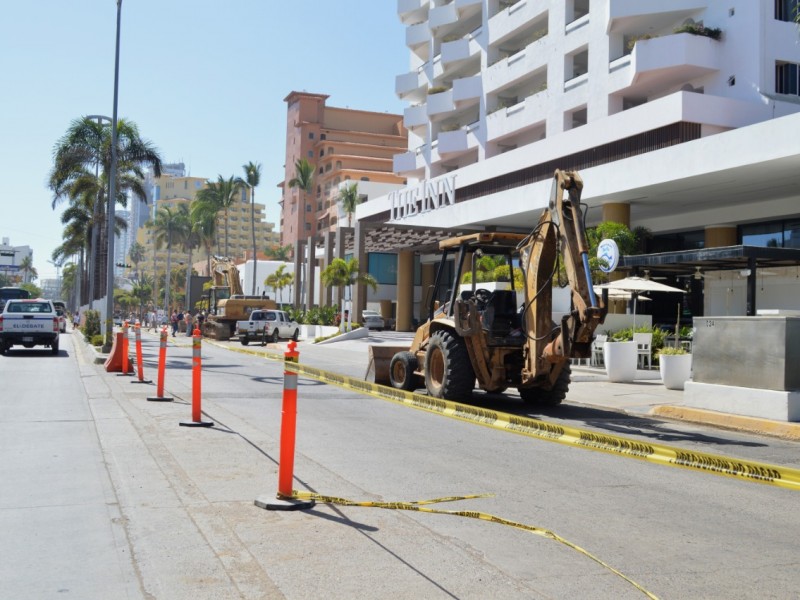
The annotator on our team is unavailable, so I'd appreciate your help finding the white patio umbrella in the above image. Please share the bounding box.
[598,276,683,328]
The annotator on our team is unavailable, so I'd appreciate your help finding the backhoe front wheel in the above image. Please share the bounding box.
[424,330,475,400]
[389,351,418,391]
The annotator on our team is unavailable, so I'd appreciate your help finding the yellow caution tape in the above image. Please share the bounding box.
[289,490,658,599]
[216,341,800,491]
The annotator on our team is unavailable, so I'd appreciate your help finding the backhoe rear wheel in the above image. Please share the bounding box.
[424,330,475,400]
[518,362,571,406]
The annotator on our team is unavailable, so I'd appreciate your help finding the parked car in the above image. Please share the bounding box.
[361,310,385,331]
[0,298,60,355]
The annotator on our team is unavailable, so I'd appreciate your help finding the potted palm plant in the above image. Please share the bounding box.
[658,306,692,390]
[603,330,637,383]
[658,346,692,390]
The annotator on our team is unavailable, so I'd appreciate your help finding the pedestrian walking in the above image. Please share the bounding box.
[186,312,194,337]
[170,310,178,337]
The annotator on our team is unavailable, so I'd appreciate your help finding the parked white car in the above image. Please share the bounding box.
[361,310,385,331]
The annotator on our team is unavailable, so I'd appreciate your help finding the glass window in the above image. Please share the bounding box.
[783,221,800,248]
[776,61,800,96]
[741,222,783,248]
[368,253,398,285]
[776,0,800,22]
[307,150,313,158]
[308,132,314,139]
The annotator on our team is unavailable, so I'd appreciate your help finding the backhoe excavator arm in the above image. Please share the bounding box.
[518,170,606,384]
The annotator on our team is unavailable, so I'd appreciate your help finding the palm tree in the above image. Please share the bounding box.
[239,161,262,295]
[321,257,377,331]
[288,157,315,233]
[265,243,293,261]
[128,241,145,281]
[195,175,243,257]
[48,116,162,299]
[148,204,190,316]
[19,256,37,284]
[264,264,294,305]
[61,262,79,309]
[190,198,219,278]
[338,182,361,228]
[130,275,152,322]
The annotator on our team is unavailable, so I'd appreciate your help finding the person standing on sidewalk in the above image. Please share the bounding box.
[186,312,194,337]
[170,310,178,337]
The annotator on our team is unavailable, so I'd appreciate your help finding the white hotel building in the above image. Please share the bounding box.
[350,0,800,330]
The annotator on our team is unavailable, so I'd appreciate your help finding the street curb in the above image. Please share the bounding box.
[653,405,800,441]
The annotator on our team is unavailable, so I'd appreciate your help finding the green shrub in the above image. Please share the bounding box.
[90,334,105,347]
[83,310,101,341]
[659,346,688,356]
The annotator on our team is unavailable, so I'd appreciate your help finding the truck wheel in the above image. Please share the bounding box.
[292,329,299,342]
[271,330,280,344]
[389,351,418,391]
[240,336,249,346]
[51,338,60,355]
[424,330,475,399]
[518,362,571,406]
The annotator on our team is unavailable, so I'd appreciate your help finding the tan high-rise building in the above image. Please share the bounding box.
[135,173,279,283]
[280,92,407,248]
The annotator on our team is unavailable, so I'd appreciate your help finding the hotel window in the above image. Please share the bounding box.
[320,133,327,140]
[308,132,315,139]
[308,150,313,158]
[776,61,800,96]
[775,0,799,21]
[368,253,398,285]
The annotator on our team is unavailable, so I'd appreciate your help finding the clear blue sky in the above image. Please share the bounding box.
[0,0,408,282]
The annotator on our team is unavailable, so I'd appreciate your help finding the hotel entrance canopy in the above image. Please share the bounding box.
[620,245,800,315]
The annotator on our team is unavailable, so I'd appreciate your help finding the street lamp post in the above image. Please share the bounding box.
[243,182,258,295]
[104,0,123,352]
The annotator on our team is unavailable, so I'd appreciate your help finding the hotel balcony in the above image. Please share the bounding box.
[427,88,455,119]
[607,0,708,32]
[488,0,548,46]
[452,75,482,108]
[394,146,428,174]
[485,91,547,142]
[398,0,429,20]
[406,21,429,49]
[404,103,429,128]
[456,0,483,9]
[396,67,429,102]
[484,38,548,94]
[608,33,720,95]
[440,32,481,67]
[430,2,457,30]
[434,122,481,159]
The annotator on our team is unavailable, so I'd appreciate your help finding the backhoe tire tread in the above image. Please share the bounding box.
[519,362,571,406]
[424,330,475,400]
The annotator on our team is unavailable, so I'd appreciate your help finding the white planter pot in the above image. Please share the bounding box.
[659,353,692,390]
[603,341,637,382]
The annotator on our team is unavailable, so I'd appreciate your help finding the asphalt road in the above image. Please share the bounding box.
[1,329,799,599]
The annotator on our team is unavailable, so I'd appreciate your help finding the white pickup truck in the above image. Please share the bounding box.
[236,309,300,345]
[0,298,60,355]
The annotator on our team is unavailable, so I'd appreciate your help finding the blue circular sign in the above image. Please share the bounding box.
[597,239,619,273]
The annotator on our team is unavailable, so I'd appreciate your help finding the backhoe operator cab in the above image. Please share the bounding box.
[389,170,606,405]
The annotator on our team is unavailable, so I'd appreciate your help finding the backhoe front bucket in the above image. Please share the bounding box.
[366,345,411,385]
